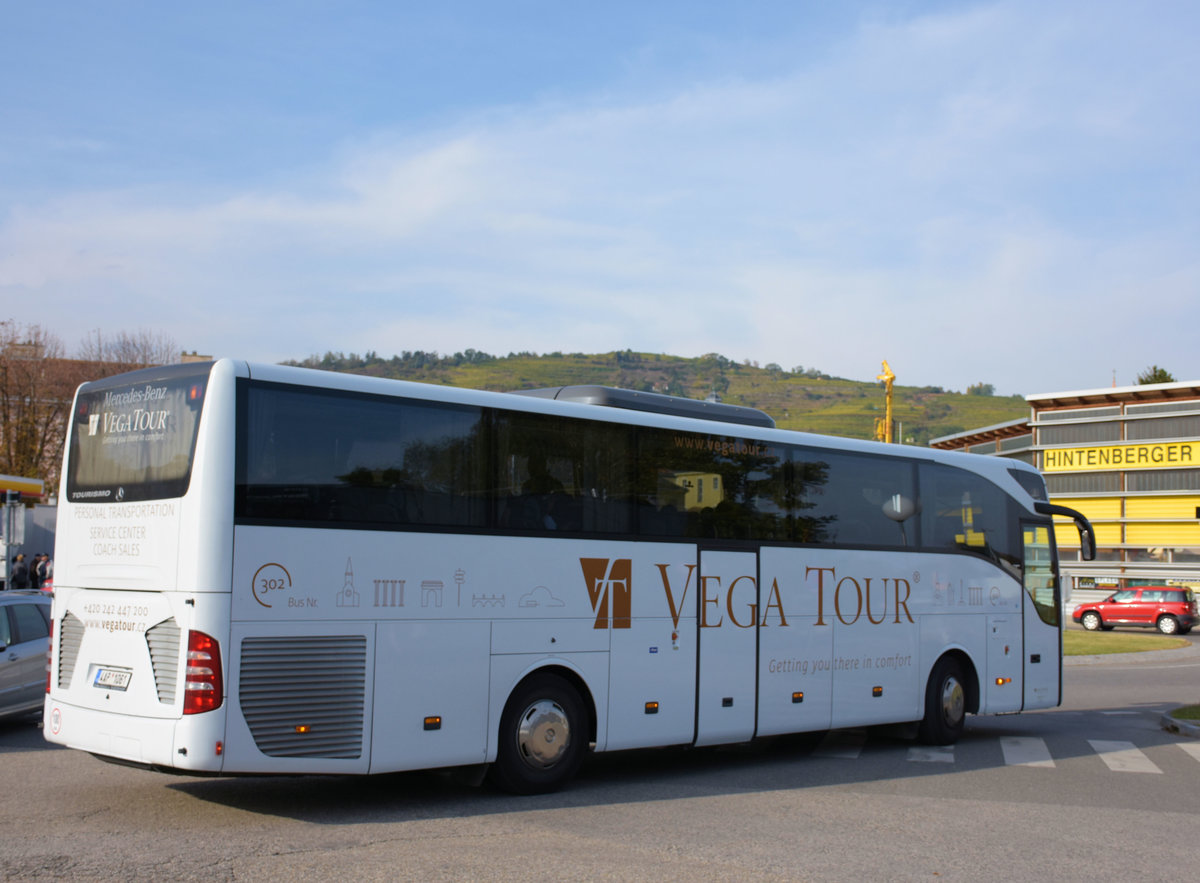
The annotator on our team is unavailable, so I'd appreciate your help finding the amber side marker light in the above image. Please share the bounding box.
[295,725,312,735]
[995,677,1012,686]
[872,686,884,698]
[792,692,804,704]
[424,716,442,731]
[644,702,659,715]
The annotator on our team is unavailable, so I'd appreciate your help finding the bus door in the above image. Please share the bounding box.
[694,549,758,746]
[1021,524,1060,709]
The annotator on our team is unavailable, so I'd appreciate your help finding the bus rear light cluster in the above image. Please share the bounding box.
[183,630,223,714]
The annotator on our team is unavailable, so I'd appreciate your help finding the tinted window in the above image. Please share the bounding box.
[636,428,789,539]
[493,411,633,534]
[10,603,49,643]
[238,384,486,528]
[801,450,917,548]
[921,463,1017,573]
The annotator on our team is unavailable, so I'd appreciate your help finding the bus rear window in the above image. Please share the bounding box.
[66,364,211,503]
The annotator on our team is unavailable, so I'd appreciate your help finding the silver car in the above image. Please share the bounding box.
[0,591,51,721]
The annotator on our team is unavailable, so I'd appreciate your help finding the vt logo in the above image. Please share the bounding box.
[580,558,631,629]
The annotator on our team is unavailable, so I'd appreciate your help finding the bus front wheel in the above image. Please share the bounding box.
[918,656,966,745]
[489,673,586,794]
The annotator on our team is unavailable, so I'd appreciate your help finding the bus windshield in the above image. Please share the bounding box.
[66,363,212,504]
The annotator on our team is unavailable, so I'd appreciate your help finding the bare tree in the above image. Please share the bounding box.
[77,328,178,367]
[0,321,176,494]
[0,321,73,490]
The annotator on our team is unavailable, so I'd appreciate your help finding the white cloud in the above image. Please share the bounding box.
[2,1,1197,394]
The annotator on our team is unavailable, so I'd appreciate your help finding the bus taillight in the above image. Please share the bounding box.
[183,630,224,714]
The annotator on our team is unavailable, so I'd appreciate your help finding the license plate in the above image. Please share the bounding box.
[94,667,132,691]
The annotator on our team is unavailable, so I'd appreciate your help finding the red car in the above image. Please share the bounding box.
[1072,586,1198,635]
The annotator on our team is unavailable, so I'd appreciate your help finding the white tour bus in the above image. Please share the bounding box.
[44,360,1094,793]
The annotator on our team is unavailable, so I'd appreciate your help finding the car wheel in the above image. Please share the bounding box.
[1080,611,1102,631]
[489,673,586,794]
[917,656,966,745]
[1156,615,1180,635]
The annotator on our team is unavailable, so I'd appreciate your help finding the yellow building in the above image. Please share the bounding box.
[658,471,724,511]
[930,380,1200,591]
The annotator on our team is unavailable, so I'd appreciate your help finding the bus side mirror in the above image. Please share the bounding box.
[1079,525,1096,561]
[882,494,916,522]
[1034,502,1096,562]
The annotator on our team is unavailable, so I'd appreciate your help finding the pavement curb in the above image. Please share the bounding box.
[1063,639,1200,667]
[1161,711,1200,739]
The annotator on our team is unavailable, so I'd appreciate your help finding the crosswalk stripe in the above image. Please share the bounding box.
[908,745,954,763]
[1088,740,1163,774]
[1001,736,1055,767]
[1179,743,1200,764]
[804,734,1197,771]
[813,729,865,759]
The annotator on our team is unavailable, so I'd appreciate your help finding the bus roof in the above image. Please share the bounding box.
[511,385,776,428]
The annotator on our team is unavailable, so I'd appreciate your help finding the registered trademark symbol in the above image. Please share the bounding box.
[912,571,921,583]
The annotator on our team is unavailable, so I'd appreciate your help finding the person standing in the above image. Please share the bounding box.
[33,553,49,589]
[10,554,30,589]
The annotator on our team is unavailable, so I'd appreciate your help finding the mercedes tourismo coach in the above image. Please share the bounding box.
[44,360,1094,793]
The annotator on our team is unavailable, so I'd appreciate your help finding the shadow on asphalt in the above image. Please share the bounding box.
[149,705,1192,824]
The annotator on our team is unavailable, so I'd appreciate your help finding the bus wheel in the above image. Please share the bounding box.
[918,656,966,745]
[489,673,586,794]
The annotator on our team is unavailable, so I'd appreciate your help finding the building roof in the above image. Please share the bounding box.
[1026,379,1200,410]
[929,417,1030,449]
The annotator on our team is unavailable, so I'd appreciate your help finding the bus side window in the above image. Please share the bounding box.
[919,462,1017,574]
[799,450,916,548]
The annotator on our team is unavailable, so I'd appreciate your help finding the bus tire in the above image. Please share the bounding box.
[918,656,966,745]
[489,673,586,794]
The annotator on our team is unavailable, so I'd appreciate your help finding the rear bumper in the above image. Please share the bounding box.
[44,696,226,773]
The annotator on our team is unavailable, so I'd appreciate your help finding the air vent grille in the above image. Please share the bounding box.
[57,612,84,690]
[239,635,367,758]
[145,618,182,704]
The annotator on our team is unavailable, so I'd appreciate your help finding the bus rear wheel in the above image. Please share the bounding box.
[489,673,586,794]
[918,656,966,745]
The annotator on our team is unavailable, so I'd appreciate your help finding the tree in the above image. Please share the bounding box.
[0,321,177,495]
[966,382,995,396]
[77,328,177,367]
[1136,365,1176,385]
[0,321,72,491]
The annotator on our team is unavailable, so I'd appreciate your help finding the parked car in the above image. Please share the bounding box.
[1072,586,1198,635]
[0,591,51,721]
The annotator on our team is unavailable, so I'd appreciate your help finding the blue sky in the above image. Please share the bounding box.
[2,0,1197,396]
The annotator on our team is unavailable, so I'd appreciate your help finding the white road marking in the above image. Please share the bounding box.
[813,729,865,759]
[1178,742,1200,764]
[1088,740,1163,773]
[1000,736,1055,768]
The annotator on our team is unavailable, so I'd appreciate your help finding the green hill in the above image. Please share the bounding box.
[283,349,1026,446]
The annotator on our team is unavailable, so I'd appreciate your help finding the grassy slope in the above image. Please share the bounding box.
[297,351,1028,445]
